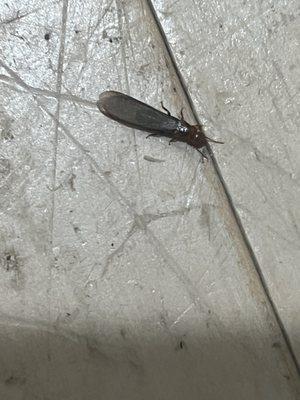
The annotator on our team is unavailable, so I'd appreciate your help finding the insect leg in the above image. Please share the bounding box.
[169,138,177,145]
[180,107,185,120]
[161,101,171,116]
[196,148,208,160]
[146,133,163,139]
[205,135,224,144]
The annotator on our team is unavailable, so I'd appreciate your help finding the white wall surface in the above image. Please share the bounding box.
[0,1,299,399]
[151,0,300,362]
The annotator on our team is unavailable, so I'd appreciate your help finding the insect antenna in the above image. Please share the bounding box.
[205,136,224,144]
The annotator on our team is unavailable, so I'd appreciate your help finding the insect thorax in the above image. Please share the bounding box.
[177,121,189,135]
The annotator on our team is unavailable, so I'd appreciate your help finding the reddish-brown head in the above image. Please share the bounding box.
[187,125,224,150]
[186,125,208,150]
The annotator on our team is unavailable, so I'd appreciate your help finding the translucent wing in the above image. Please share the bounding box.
[97,91,180,135]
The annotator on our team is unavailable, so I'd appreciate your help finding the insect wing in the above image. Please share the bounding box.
[97,91,180,135]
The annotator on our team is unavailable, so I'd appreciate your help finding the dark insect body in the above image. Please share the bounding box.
[97,91,223,157]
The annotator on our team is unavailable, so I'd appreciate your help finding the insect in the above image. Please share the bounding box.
[97,91,223,158]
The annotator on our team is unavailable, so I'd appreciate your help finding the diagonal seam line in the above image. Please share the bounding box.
[0,18,241,347]
[145,0,300,376]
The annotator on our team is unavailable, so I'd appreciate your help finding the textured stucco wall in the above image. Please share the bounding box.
[0,1,299,399]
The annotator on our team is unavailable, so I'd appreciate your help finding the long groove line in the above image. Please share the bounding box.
[50,0,69,240]
[47,0,69,338]
[45,0,69,387]
[146,0,300,376]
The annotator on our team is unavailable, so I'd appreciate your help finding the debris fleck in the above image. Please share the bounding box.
[143,155,165,163]
[69,173,76,191]
[175,339,187,351]
[73,226,80,234]
[272,341,281,349]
